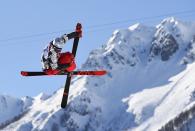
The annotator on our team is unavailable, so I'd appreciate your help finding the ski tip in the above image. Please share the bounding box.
[21,71,28,76]
[76,23,82,29]
[97,70,107,76]
[61,104,67,109]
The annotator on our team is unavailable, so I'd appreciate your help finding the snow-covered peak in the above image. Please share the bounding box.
[158,17,179,27]
[128,23,153,33]
[82,23,155,70]
[128,23,141,31]
[21,96,34,110]
[83,17,195,72]
[34,92,50,101]
[0,94,27,128]
[157,17,195,43]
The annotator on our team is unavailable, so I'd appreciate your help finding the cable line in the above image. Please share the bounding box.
[0,9,195,44]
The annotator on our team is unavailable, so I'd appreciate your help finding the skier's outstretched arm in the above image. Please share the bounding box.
[52,32,81,49]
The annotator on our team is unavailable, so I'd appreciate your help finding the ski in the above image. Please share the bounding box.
[61,73,72,108]
[71,70,106,76]
[61,23,82,108]
[21,70,107,76]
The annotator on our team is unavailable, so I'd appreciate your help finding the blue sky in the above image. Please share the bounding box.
[0,0,194,98]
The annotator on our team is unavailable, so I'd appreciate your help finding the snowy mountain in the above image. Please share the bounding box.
[0,95,33,129]
[1,17,195,131]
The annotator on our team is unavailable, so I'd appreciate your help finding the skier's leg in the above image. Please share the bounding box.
[57,52,76,71]
[57,63,71,70]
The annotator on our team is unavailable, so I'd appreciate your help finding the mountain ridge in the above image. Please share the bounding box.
[1,17,195,131]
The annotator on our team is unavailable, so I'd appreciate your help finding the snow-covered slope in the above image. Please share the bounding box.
[159,103,195,131]
[0,95,33,129]
[123,62,195,131]
[1,17,195,131]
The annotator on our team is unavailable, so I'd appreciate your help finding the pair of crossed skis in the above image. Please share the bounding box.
[21,23,106,108]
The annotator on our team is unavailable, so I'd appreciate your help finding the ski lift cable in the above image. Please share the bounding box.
[85,12,195,33]
[0,9,195,44]
[85,9,195,29]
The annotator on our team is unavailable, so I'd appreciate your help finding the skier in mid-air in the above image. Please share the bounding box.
[41,29,82,75]
[21,23,107,108]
